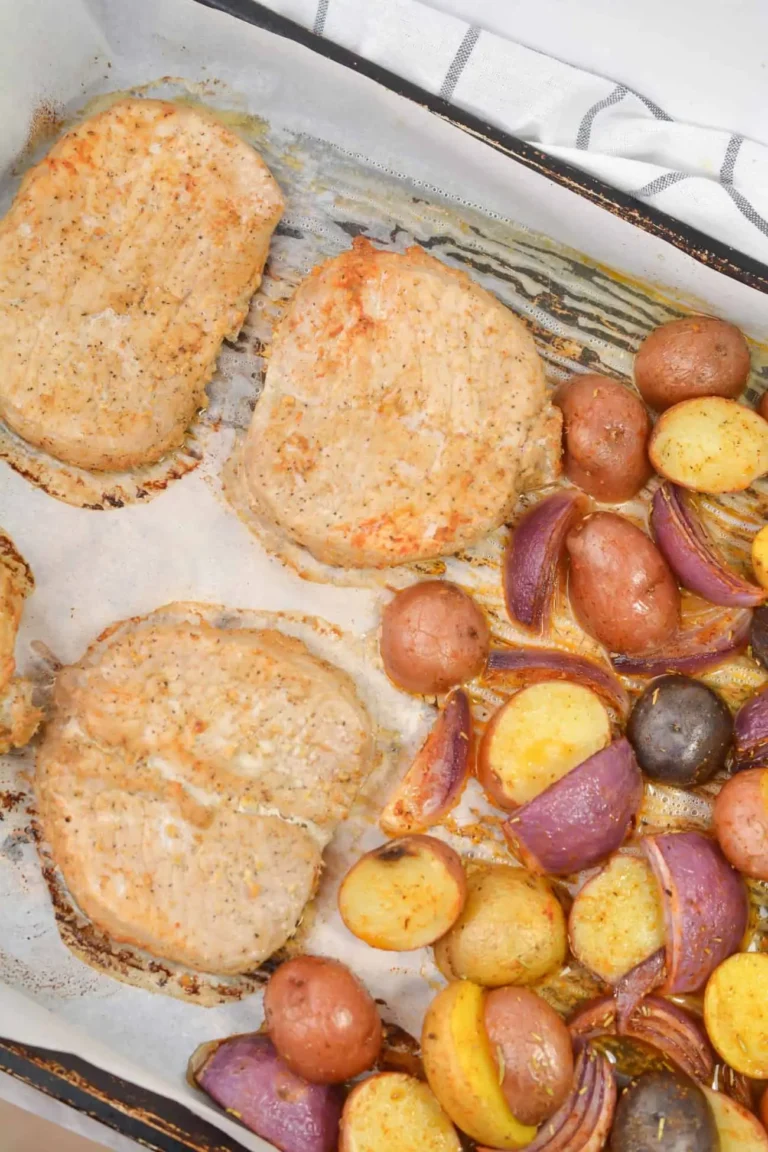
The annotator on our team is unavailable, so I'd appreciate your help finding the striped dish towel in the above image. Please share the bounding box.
[257,0,768,266]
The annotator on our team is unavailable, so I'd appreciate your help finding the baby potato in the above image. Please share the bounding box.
[338,835,466,951]
[635,316,751,411]
[649,396,768,493]
[627,674,732,788]
[704,953,768,1078]
[760,392,768,422]
[752,525,768,590]
[713,768,768,880]
[566,512,680,654]
[483,987,573,1126]
[554,374,652,502]
[340,1073,462,1152]
[611,1070,720,1152]
[380,581,489,695]
[264,956,382,1084]
[434,861,566,987]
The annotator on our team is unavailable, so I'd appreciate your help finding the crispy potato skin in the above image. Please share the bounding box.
[264,956,382,1084]
[380,581,489,695]
[566,512,680,654]
[554,374,652,502]
[635,316,750,412]
[713,768,768,880]
[483,987,573,1126]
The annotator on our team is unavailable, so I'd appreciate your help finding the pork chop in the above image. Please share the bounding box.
[244,238,560,569]
[35,608,373,974]
[0,99,284,471]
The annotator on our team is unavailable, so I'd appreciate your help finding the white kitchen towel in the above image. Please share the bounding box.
[252,0,768,268]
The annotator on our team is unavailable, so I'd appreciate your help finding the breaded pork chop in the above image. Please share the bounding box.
[0,99,283,471]
[244,238,560,569]
[35,609,373,974]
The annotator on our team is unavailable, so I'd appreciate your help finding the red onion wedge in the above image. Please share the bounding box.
[477,1046,616,1152]
[379,689,471,835]
[190,1033,343,1152]
[486,646,629,719]
[569,995,715,1085]
[504,491,586,631]
[733,684,768,771]
[651,482,766,607]
[503,738,643,876]
[642,831,748,995]
[611,607,752,676]
[615,948,666,1030]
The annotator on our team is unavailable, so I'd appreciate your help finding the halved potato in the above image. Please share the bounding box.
[422,981,536,1149]
[649,396,768,493]
[434,861,566,987]
[704,953,768,1077]
[753,525,768,590]
[478,681,611,809]
[703,1086,768,1152]
[338,835,466,951]
[340,1072,461,1152]
[569,854,665,984]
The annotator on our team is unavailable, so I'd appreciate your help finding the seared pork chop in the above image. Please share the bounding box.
[35,608,373,974]
[244,238,560,569]
[0,99,283,471]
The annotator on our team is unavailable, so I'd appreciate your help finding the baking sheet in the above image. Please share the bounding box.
[2,0,768,1148]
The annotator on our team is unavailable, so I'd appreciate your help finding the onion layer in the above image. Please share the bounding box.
[504,491,586,631]
[611,607,752,676]
[485,646,629,718]
[615,948,666,1030]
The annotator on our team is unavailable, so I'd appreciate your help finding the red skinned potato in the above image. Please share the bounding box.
[649,396,768,493]
[504,489,586,631]
[566,512,680,655]
[191,1032,343,1152]
[642,831,748,995]
[340,1073,462,1152]
[554,374,652,502]
[733,683,768,771]
[264,956,382,1084]
[380,581,489,695]
[503,737,643,876]
[635,316,751,411]
[380,689,471,835]
[713,768,768,880]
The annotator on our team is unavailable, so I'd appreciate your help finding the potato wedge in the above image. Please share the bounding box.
[704,953,768,1077]
[753,525,768,590]
[649,396,768,493]
[478,681,610,809]
[569,854,665,984]
[703,1086,768,1152]
[422,981,536,1149]
[338,835,466,951]
[434,861,566,987]
[340,1072,461,1152]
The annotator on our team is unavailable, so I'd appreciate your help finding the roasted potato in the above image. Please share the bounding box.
[264,956,382,1084]
[554,374,652,502]
[714,768,768,880]
[704,1086,768,1152]
[434,861,566,987]
[704,953,768,1077]
[339,836,466,951]
[635,316,750,411]
[752,525,768,590]
[567,512,680,654]
[760,392,768,422]
[569,854,665,984]
[340,1072,461,1152]
[483,986,573,1125]
[649,396,768,493]
[477,680,610,809]
[627,674,732,787]
[380,581,489,695]
[610,1069,719,1151]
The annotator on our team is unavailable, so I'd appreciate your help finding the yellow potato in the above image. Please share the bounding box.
[569,854,665,984]
[422,981,536,1149]
[434,862,566,987]
[340,1072,462,1152]
[649,396,768,493]
[704,953,768,1077]
[752,525,768,590]
[478,681,611,809]
[703,1087,768,1152]
[339,836,466,951]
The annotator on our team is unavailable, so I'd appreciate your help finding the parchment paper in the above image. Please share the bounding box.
[1,1,768,1149]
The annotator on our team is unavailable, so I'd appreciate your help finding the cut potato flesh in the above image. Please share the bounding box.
[704,953,768,1077]
[338,835,466,951]
[340,1073,461,1152]
[753,525,768,590]
[703,1087,768,1151]
[422,981,536,1149]
[649,397,768,493]
[569,854,665,984]
[479,681,610,807]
